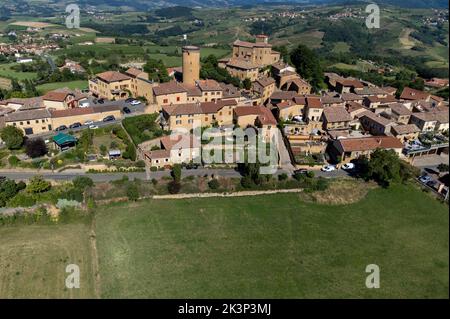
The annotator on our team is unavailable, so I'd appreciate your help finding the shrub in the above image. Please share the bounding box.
[171,164,182,183]
[168,181,181,194]
[25,138,48,158]
[136,160,146,168]
[8,155,20,167]
[8,192,36,207]
[208,178,220,190]
[27,175,51,193]
[306,171,315,178]
[278,173,288,181]
[151,178,158,185]
[60,188,84,202]
[150,166,158,172]
[72,176,94,190]
[1,126,24,149]
[126,183,139,201]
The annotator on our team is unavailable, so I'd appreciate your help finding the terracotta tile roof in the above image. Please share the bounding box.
[392,124,420,135]
[226,58,259,70]
[124,67,144,78]
[293,96,307,105]
[233,39,272,48]
[341,93,363,101]
[321,95,343,105]
[354,86,389,96]
[400,87,430,101]
[306,96,323,108]
[234,106,277,126]
[323,107,352,123]
[153,81,187,96]
[276,100,295,110]
[270,91,299,101]
[162,103,203,116]
[337,136,403,152]
[182,84,202,97]
[145,149,171,159]
[96,71,131,83]
[365,95,398,104]
[411,111,449,124]
[390,103,412,116]
[3,97,44,110]
[219,82,241,99]
[200,99,237,114]
[160,134,197,151]
[359,110,394,126]
[196,79,222,91]
[346,101,365,113]
[381,86,397,95]
[5,109,51,122]
[42,90,73,102]
[336,78,364,88]
[50,107,93,118]
[255,76,276,88]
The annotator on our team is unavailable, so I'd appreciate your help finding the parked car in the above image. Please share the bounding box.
[84,120,94,126]
[419,175,432,184]
[97,98,105,104]
[122,106,131,114]
[79,101,90,108]
[321,165,336,172]
[130,100,141,106]
[294,169,308,175]
[341,163,355,170]
[426,180,438,188]
[125,98,134,103]
[89,125,99,130]
[69,122,82,129]
[55,125,68,131]
[103,115,115,122]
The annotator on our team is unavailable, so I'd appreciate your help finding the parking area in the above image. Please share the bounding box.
[411,153,449,169]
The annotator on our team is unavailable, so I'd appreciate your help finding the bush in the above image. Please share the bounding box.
[1,126,24,149]
[151,178,158,185]
[171,164,182,183]
[72,176,94,190]
[278,173,288,181]
[25,138,48,158]
[168,181,181,194]
[60,188,84,202]
[150,166,158,172]
[208,178,220,190]
[8,155,20,166]
[27,175,51,193]
[136,160,146,168]
[8,192,36,207]
[126,183,139,201]
[306,171,315,178]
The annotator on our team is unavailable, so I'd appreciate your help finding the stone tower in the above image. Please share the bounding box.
[182,45,200,86]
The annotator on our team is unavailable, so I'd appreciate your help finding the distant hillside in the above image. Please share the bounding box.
[8,0,447,10]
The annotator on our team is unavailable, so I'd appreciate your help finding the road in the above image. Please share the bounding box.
[0,167,350,182]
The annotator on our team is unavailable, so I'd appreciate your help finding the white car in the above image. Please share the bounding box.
[79,101,90,108]
[341,163,355,170]
[84,120,94,126]
[89,125,99,129]
[321,165,336,172]
[130,100,141,106]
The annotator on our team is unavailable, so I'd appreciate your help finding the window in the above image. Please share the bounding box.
[42,119,45,123]
[155,160,159,164]
[35,120,39,123]
[188,119,194,124]
[176,96,180,102]
[20,122,23,125]
[205,117,208,121]
[163,99,168,104]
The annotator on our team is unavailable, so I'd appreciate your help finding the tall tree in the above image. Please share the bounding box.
[290,44,324,92]
[1,126,24,150]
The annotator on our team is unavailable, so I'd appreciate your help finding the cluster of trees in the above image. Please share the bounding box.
[200,55,242,88]
[168,164,182,194]
[353,149,420,188]
[290,44,325,92]
[0,178,26,207]
[143,58,171,83]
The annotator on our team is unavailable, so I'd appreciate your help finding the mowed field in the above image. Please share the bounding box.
[95,184,448,299]
[0,184,447,298]
[0,222,96,298]
[36,80,87,94]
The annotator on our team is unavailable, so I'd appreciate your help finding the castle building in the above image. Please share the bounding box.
[182,46,200,86]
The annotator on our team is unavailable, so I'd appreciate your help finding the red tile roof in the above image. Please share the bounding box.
[338,136,403,152]
[96,71,130,83]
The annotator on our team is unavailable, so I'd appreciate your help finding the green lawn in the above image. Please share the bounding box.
[0,63,37,81]
[95,184,448,298]
[36,80,88,94]
[0,222,95,298]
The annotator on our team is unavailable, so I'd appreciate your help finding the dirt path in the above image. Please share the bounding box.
[89,216,101,298]
[152,188,303,200]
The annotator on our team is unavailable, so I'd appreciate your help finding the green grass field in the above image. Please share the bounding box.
[0,222,95,298]
[0,183,448,298]
[35,80,87,94]
[95,184,449,298]
[0,63,37,81]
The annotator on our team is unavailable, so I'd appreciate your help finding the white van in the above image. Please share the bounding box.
[79,101,90,108]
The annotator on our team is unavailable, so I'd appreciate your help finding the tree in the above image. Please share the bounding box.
[437,164,449,172]
[27,175,51,193]
[127,183,139,201]
[0,178,21,207]
[1,126,24,150]
[290,44,324,91]
[171,164,182,183]
[243,78,252,90]
[168,180,181,194]
[25,138,48,158]
[73,176,94,190]
[208,178,220,190]
[367,149,402,187]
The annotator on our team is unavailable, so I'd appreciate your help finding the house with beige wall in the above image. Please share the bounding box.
[50,106,122,128]
[4,109,52,135]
